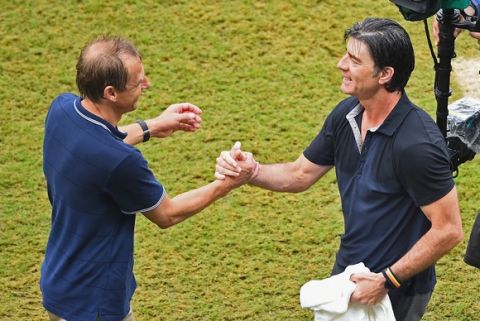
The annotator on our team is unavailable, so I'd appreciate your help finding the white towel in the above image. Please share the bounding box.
[300,263,396,321]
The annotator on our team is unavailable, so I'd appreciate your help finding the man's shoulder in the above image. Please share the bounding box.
[47,93,79,117]
[396,94,435,125]
[51,93,79,107]
[399,104,443,141]
[394,101,448,158]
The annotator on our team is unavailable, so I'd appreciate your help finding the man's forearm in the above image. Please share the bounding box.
[390,225,463,282]
[389,188,463,283]
[167,180,231,224]
[249,157,332,193]
[250,162,323,193]
[145,180,232,228]
[120,122,146,145]
[249,163,303,192]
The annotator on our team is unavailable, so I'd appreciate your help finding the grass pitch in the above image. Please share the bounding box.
[1,1,479,320]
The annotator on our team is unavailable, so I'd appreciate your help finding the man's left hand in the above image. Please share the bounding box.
[349,272,388,305]
[147,103,202,138]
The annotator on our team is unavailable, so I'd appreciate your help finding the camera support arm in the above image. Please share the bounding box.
[435,9,476,174]
[435,9,459,137]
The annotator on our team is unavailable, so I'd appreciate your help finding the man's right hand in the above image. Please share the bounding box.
[215,141,257,181]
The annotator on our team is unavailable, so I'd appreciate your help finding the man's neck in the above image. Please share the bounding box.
[82,98,121,126]
[360,90,402,125]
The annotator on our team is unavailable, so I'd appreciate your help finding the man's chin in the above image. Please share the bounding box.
[340,86,351,95]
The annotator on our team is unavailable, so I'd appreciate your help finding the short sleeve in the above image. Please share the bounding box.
[303,112,336,166]
[396,142,454,206]
[106,151,165,214]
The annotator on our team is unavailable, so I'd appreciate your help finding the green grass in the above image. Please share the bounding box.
[1,1,480,320]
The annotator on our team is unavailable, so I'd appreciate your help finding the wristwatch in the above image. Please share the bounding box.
[136,120,150,142]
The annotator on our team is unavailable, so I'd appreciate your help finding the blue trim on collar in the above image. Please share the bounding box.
[73,98,128,140]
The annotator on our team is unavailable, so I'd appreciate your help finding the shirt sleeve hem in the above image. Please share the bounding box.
[416,183,455,207]
[302,151,334,166]
[120,189,166,214]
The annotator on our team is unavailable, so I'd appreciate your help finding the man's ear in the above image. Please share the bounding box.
[378,67,394,86]
[103,86,117,102]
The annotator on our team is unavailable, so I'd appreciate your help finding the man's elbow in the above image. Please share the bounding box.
[290,185,310,193]
[155,214,178,229]
[146,211,175,229]
[445,224,464,250]
[452,225,464,246]
[155,220,173,229]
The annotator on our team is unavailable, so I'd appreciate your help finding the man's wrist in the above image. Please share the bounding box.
[248,161,260,183]
[382,267,402,289]
[136,119,150,142]
[213,178,234,197]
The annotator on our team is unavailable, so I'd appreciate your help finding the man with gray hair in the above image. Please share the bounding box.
[41,36,253,321]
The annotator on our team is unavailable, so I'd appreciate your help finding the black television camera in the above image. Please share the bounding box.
[391,0,480,269]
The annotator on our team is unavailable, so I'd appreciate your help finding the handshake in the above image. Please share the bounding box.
[214,141,260,188]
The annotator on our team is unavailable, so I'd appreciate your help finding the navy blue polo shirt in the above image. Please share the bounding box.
[304,93,454,295]
[41,93,165,321]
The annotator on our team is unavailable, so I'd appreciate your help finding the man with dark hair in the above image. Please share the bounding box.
[215,18,463,321]
[41,36,253,321]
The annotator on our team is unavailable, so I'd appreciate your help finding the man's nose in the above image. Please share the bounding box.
[337,54,348,70]
[143,76,151,89]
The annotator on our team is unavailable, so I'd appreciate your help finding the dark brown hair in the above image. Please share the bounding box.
[76,36,141,102]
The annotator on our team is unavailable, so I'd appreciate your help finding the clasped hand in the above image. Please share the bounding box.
[215,141,258,185]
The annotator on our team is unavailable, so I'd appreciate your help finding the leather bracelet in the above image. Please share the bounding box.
[382,270,396,289]
[382,267,401,289]
[136,120,150,142]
